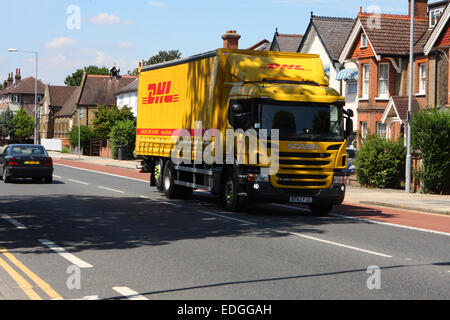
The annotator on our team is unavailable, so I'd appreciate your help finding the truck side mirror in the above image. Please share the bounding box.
[345,118,353,138]
[231,103,245,114]
[345,109,354,118]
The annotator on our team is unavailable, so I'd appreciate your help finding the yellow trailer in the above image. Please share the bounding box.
[136,49,353,215]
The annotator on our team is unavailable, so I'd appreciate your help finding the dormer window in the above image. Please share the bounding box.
[430,8,443,28]
[360,34,368,48]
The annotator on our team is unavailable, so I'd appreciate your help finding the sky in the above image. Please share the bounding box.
[0,0,426,86]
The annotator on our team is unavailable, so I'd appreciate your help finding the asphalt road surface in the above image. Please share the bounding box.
[0,163,448,300]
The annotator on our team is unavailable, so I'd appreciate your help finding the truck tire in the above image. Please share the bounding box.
[309,202,333,217]
[154,159,164,191]
[221,168,240,212]
[162,160,192,199]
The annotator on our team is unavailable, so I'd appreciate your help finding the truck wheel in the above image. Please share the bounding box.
[162,160,191,199]
[154,159,164,191]
[221,169,240,212]
[309,202,333,217]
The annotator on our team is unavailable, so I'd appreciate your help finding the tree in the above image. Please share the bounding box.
[128,50,181,75]
[13,107,34,142]
[109,119,136,159]
[0,107,15,142]
[65,66,110,86]
[93,105,135,141]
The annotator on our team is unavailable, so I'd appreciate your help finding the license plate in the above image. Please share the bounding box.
[25,161,40,165]
[289,196,312,204]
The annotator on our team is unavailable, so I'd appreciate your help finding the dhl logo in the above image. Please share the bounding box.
[265,64,312,71]
[142,81,180,105]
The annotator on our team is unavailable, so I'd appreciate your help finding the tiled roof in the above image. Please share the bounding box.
[55,86,82,117]
[273,34,304,52]
[359,13,430,56]
[0,77,45,95]
[48,85,77,107]
[311,16,355,60]
[115,78,139,95]
[247,39,271,51]
[78,75,137,106]
[391,96,423,120]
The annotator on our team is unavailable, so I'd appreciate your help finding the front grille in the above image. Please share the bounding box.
[279,152,331,159]
[277,180,327,187]
[279,160,330,166]
[276,173,327,180]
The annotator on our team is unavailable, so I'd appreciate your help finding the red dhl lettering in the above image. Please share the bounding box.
[142,81,180,105]
[265,64,310,71]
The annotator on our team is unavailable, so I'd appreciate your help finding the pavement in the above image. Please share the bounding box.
[47,151,450,216]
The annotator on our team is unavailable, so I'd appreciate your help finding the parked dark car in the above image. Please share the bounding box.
[344,147,356,175]
[0,144,53,183]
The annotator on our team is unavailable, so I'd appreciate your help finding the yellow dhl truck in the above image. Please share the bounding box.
[136,49,353,216]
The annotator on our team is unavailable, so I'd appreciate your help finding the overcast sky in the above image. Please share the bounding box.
[1,0,427,85]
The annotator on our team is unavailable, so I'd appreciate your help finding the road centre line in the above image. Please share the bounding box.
[329,213,450,237]
[0,249,63,300]
[112,287,149,300]
[161,201,181,207]
[0,214,27,230]
[38,239,93,269]
[68,179,89,185]
[54,163,147,183]
[0,254,42,300]
[98,186,125,194]
[288,232,393,258]
[197,210,257,225]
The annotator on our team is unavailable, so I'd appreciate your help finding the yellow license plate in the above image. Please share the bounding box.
[25,161,40,165]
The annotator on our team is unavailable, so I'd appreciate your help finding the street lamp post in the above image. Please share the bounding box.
[406,1,414,193]
[8,48,39,145]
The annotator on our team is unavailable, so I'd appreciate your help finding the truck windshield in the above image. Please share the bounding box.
[260,102,343,141]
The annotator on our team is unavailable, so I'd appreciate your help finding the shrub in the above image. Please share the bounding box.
[109,119,136,159]
[13,107,34,142]
[355,134,407,189]
[412,108,450,194]
[69,125,96,155]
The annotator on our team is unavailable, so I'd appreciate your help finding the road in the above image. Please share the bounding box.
[0,163,449,300]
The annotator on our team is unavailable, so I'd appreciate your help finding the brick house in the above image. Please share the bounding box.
[339,0,438,148]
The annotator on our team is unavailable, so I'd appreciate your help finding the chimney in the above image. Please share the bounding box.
[15,69,21,85]
[3,80,7,89]
[222,30,241,49]
[7,72,13,87]
[409,0,428,18]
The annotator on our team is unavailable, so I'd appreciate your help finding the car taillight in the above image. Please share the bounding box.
[8,158,19,166]
[44,158,53,166]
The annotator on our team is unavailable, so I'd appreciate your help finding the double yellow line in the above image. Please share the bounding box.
[0,248,63,300]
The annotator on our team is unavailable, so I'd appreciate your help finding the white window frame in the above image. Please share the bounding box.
[429,8,443,28]
[360,33,368,48]
[361,121,368,139]
[362,64,370,99]
[376,122,387,138]
[378,63,390,98]
[419,63,427,94]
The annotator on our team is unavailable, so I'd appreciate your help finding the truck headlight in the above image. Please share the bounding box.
[248,174,270,182]
[333,175,345,185]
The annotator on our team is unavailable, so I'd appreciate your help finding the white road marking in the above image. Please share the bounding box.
[161,201,181,207]
[112,287,148,300]
[68,179,89,185]
[197,210,257,226]
[53,175,62,179]
[288,232,393,258]
[330,213,450,237]
[38,239,93,268]
[98,186,125,194]
[0,214,27,230]
[140,196,152,200]
[54,163,147,183]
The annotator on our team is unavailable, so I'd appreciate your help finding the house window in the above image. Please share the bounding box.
[419,63,427,94]
[361,34,368,48]
[347,81,358,95]
[429,8,443,28]
[361,121,368,139]
[376,122,387,138]
[13,95,20,103]
[378,63,389,98]
[362,64,370,99]
[37,95,42,103]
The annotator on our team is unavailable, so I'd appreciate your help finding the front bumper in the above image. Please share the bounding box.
[246,181,345,205]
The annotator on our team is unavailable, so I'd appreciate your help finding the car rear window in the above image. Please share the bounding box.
[11,146,49,157]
